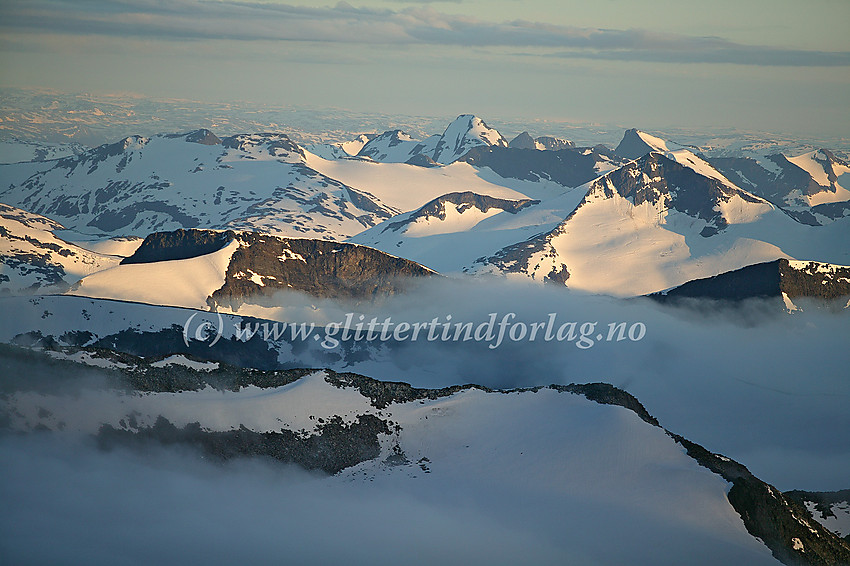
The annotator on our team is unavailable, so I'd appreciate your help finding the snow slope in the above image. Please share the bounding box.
[70,239,240,310]
[786,149,850,206]
[0,203,121,293]
[708,148,850,219]
[1,286,849,494]
[431,115,508,164]
[474,152,844,296]
[0,131,397,240]
[357,130,440,163]
[66,229,435,312]
[0,139,86,164]
[350,189,580,273]
[304,152,531,212]
[0,358,782,565]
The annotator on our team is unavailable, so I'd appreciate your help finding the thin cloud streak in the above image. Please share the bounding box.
[1,0,848,67]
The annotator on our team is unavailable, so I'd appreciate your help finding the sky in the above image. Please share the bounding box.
[0,0,849,138]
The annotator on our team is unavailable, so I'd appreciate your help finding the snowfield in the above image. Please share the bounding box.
[2,116,850,566]
[1,366,781,566]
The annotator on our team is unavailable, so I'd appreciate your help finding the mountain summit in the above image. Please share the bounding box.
[615,128,671,159]
[431,114,508,164]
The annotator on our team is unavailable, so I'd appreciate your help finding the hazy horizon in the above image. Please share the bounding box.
[1,0,848,140]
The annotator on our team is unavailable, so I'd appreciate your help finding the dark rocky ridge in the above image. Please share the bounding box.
[164,129,222,146]
[458,145,621,188]
[113,227,437,306]
[97,414,390,475]
[649,258,850,304]
[508,131,575,150]
[404,153,439,167]
[3,342,849,564]
[210,231,436,309]
[184,128,222,145]
[614,128,664,159]
[583,152,766,236]
[383,191,539,233]
[476,151,776,284]
[508,131,537,149]
[671,434,850,566]
[785,490,850,542]
[651,260,783,302]
[121,228,235,264]
[708,149,850,217]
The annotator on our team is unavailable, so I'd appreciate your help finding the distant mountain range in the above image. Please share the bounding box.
[2,104,850,566]
[3,115,849,299]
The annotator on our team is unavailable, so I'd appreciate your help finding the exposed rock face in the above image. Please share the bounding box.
[785,490,850,542]
[614,128,668,159]
[209,232,436,309]
[5,341,849,565]
[710,155,815,203]
[671,434,850,566]
[122,229,235,264]
[458,145,623,188]
[509,131,536,149]
[0,132,394,240]
[649,258,850,305]
[98,414,390,474]
[184,129,222,145]
[779,260,850,301]
[510,132,576,151]
[404,153,439,168]
[431,115,508,164]
[708,149,850,218]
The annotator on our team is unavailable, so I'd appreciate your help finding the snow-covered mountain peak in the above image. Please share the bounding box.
[68,228,437,311]
[615,129,743,193]
[615,128,670,159]
[173,129,222,146]
[117,135,151,152]
[340,134,377,157]
[536,136,575,151]
[0,132,396,240]
[220,133,306,163]
[356,130,438,163]
[432,114,508,164]
[582,151,772,232]
[508,131,536,149]
[509,131,575,151]
[380,191,538,237]
[0,203,121,293]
